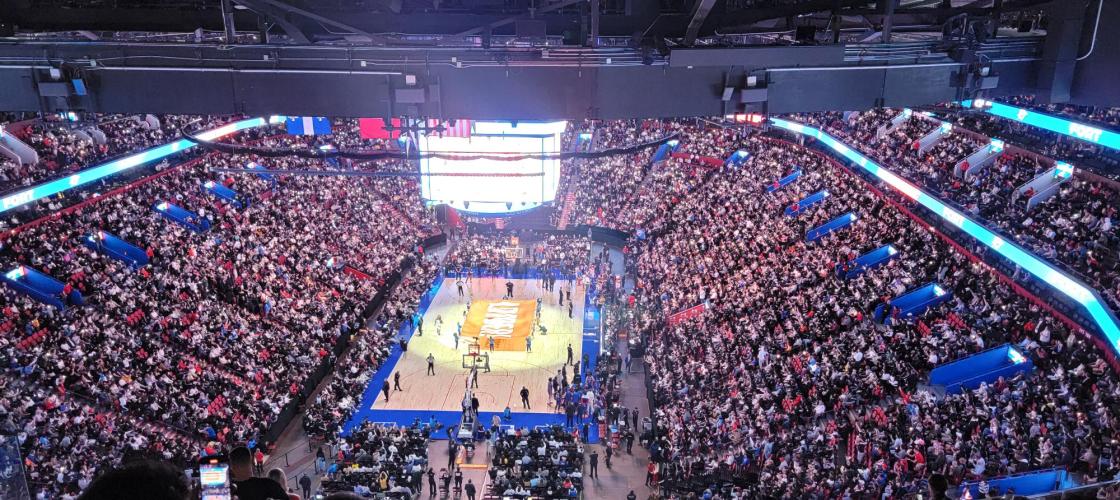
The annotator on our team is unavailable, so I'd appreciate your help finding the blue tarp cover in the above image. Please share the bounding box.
[766,169,802,192]
[83,231,150,269]
[153,201,211,233]
[785,190,830,217]
[806,212,857,242]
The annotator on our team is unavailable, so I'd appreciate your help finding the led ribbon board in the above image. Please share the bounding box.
[769,117,1120,355]
[0,117,281,214]
[963,99,1120,151]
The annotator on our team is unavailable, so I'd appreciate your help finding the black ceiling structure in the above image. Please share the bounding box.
[0,0,1109,119]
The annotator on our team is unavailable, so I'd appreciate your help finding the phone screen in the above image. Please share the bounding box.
[199,460,232,500]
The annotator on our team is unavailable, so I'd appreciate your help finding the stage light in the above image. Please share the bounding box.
[204,181,216,188]
[156,202,169,211]
[990,138,1005,153]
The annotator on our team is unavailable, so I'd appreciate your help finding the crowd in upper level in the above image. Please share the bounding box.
[1,114,234,194]
[792,110,1120,313]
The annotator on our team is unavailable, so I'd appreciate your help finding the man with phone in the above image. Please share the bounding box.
[229,447,288,500]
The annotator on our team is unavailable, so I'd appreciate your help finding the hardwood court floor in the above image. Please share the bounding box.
[373,276,586,413]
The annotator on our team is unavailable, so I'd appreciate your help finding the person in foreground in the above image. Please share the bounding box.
[230,446,290,500]
[76,460,192,500]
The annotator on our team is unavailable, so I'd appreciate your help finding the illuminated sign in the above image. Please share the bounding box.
[1007,347,1027,364]
[0,117,280,215]
[972,101,1120,151]
[769,117,1120,355]
[5,267,26,280]
[1054,161,1074,179]
[990,138,1005,153]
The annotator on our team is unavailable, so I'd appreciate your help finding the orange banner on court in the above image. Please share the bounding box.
[460,300,535,351]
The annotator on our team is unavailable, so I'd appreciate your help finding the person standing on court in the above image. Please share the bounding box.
[567,344,574,365]
[605,445,613,470]
[520,386,530,409]
[464,479,476,500]
[588,449,598,478]
[456,278,465,297]
[568,301,573,319]
[505,280,514,299]
[489,336,495,351]
[382,380,391,402]
[427,468,436,497]
[526,336,532,352]
[394,372,402,391]
[427,353,435,375]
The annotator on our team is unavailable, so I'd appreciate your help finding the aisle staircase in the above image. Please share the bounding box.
[556,191,577,229]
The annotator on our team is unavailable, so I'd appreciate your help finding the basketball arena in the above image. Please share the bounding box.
[1,1,1120,499]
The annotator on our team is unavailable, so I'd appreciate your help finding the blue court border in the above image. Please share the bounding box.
[342,269,601,443]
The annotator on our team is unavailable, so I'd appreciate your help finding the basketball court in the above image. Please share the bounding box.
[374,275,586,413]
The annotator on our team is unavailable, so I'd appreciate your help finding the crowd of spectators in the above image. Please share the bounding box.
[487,425,584,499]
[443,230,590,277]
[303,257,440,438]
[0,114,274,231]
[1,128,435,497]
[795,109,1120,313]
[0,376,197,498]
[3,114,233,194]
[556,120,666,229]
[320,422,430,497]
[949,104,1120,179]
[620,134,1118,496]
[6,107,1120,499]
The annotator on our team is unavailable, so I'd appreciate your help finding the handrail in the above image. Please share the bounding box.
[1026,478,1120,498]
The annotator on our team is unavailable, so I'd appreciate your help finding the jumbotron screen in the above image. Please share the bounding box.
[418,120,567,215]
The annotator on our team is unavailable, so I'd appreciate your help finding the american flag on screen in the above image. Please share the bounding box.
[428,119,472,138]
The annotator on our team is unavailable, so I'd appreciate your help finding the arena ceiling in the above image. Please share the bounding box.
[2,0,1050,44]
[0,0,1111,118]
